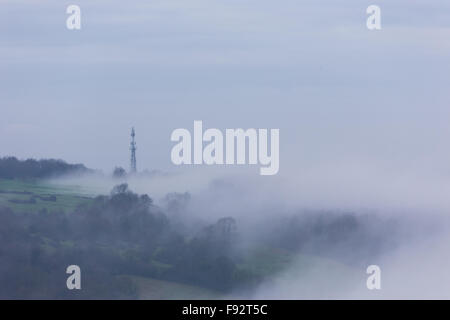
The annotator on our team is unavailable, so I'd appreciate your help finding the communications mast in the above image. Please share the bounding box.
[130,127,137,173]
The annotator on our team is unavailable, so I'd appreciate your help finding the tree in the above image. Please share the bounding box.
[112,167,127,179]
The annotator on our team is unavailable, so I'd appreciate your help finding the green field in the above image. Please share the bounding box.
[0,178,96,212]
[131,250,362,299]
[131,276,223,300]
[131,247,295,299]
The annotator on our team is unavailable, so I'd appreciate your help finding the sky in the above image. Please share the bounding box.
[1,0,450,182]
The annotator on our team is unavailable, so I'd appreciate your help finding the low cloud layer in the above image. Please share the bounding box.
[48,167,450,299]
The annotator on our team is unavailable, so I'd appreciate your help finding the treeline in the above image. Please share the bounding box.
[0,156,93,179]
[255,211,398,266]
[0,183,396,299]
[0,184,239,299]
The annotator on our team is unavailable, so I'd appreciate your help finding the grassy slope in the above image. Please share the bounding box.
[132,248,361,300]
[131,276,223,300]
[0,178,94,212]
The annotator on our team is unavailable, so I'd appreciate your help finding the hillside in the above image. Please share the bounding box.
[132,276,222,300]
[0,178,95,212]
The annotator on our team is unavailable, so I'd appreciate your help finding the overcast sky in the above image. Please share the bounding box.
[1,0,450,179]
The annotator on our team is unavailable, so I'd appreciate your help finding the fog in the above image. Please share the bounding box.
[45,162,450,299]
[247,224,450,299]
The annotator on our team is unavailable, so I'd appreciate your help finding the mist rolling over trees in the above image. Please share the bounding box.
[1,155,449,299]
[0,182,234,298]
[0,157,402,299]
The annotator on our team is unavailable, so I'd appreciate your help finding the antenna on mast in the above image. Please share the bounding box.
[130,127,137,173]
